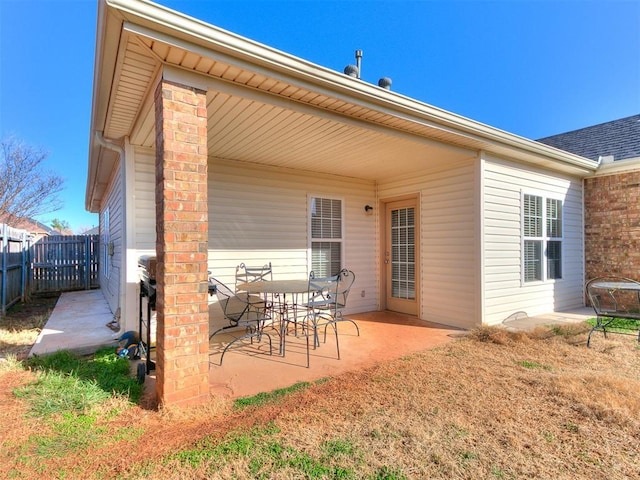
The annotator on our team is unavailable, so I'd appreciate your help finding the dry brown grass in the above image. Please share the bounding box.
[1,304,639,479]
[0,293,59,360]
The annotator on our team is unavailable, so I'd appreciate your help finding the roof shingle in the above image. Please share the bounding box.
[537,114,640,161]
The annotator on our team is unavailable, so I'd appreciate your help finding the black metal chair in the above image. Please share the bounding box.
[208,277,273,364]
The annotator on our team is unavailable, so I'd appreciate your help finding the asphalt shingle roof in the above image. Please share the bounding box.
[537,114,640,162]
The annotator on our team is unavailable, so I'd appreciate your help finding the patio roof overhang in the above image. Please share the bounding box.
[86,0,599,212]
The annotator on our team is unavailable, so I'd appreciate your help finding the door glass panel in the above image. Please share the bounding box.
[391,207,415,300]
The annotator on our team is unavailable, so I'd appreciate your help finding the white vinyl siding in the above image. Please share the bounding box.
[133,148,156,251]
[207,158,377,315]
[483,155,584,325]
[378,159,478,330]
[130,155,376,315]
[98,157,124,315]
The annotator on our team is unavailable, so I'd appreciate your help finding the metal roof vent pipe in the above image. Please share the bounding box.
[344,49,362,79]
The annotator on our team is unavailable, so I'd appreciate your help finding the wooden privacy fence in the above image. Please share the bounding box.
[30,235,100,294]
[0,224,30,315]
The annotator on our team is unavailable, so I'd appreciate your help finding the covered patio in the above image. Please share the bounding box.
[31,289,594,402]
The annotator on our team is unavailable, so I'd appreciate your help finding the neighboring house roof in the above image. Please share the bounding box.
[87,0,599,212]
[83,226,100,235]
[0,213,59,236]
[537,114,640,162]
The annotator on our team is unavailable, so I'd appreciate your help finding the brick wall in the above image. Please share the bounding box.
[584,170,640,281]
[154,79,210,407]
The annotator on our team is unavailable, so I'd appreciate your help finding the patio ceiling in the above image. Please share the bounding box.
[110,27,475,182]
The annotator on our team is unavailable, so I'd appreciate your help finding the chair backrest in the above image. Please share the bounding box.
[235,262,273,289]
[307,271,340,312]
[209,277,249,324]
[336,269,355,309]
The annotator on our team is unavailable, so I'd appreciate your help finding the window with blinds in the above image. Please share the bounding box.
[523,194,563,282]
[310,197,342,277]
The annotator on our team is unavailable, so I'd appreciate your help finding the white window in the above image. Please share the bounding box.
[522,193,562,282]
[310,197,342,277]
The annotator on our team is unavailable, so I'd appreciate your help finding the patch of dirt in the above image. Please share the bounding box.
[0,293,60,360]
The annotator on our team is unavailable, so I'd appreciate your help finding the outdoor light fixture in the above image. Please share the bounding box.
[364,205,373,213]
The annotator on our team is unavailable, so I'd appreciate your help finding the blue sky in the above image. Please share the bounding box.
[1,0,638,233]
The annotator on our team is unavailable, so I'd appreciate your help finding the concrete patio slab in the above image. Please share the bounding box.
[28,289,596,404]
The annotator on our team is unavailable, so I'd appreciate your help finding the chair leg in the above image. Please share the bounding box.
[322,315,360,343]
[209,323,239,341]
[216,330,273,365]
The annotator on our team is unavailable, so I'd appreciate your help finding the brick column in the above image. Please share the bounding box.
[154,79,209,407]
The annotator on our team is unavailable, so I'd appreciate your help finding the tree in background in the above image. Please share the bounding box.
[50,218,71,232]
[0,136,65,219]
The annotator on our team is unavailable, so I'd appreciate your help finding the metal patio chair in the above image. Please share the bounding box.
[282,271,341,367]
[209,277,274,364]
[235,262,273,305]
[319,269,359,341]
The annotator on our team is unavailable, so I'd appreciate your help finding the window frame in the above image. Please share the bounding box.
[308,195,344,277]
[521,192,564,284]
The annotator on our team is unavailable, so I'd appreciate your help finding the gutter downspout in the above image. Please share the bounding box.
[94,131,126,333]
[95,131,125,158]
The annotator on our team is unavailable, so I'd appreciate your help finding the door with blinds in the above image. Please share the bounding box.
[384,198,419,316]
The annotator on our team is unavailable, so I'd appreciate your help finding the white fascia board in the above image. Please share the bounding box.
[588,156,640,177]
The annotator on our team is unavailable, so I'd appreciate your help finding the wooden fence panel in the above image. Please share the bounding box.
[0,224,30,315]
[30,235,100,294]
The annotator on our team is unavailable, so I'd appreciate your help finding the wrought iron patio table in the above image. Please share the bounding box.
[237,279,310,354]
[585,277,640,346]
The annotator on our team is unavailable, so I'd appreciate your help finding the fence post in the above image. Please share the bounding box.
[21,231,29,302]
[85,235,90,290]
[1,223,6,315]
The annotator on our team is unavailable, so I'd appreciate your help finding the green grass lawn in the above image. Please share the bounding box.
[586,316,640,334]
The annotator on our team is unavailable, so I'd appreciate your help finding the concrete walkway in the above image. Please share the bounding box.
[501,307,594,331]
[29,289,118,357]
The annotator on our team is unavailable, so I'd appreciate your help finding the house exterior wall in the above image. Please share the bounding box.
[133,147,156,252]
[482,154,585,325]
[129,155,378,316]
[584,168,640,281]
[126,149,589,333]
[98,156,124,317]
[378,159,479,330]
[206,158,378,315]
